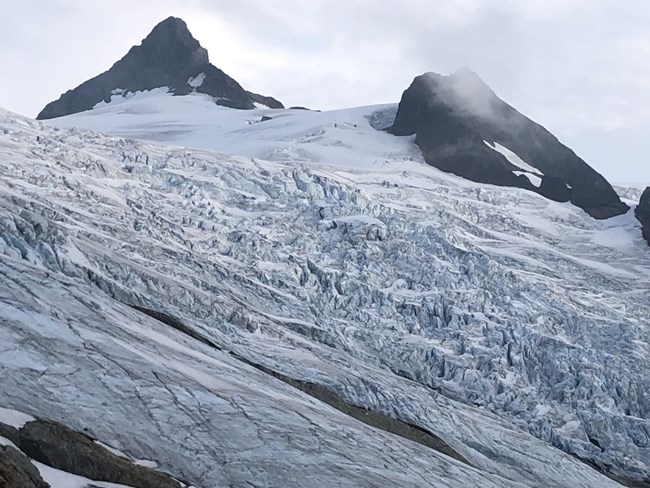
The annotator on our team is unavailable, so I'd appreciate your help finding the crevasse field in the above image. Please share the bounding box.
[1,90,649,487]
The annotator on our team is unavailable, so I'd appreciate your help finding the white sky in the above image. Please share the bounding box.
[0,0,648,182]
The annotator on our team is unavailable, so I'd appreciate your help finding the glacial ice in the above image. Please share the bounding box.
[0,102,648,486]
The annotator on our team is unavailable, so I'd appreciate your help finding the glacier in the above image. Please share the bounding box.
[1,95,649,486]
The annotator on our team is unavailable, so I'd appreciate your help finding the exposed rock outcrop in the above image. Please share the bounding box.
[390,69,628,219]
[635,187,650,246]
[37,16,282,119]
[1,417,183,488]
[247,91,284,109]
[0,445,49,488]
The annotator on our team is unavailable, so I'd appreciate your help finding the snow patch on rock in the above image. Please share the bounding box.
[485,140,543,175]
[187,72,206,89]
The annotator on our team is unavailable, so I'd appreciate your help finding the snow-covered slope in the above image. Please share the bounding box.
[49,90,412,169]
[2,98,649,486]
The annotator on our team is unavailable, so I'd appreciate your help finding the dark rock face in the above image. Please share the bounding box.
[635,187,650,246]
[390,70,628,219]
[37,17,283,119]
[2,418,183,488]
[0,445,49,488]
[247,91,284,109]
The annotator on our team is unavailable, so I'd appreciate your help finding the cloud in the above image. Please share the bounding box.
[183,0,650,132]
[0,0,648,181]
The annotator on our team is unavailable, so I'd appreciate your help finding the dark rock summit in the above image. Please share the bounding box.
[635,187,650,246]
[37,17,283,120]
[390,69,628,219]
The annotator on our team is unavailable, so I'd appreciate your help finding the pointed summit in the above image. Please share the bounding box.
[37,17,282,120]
[137,16,210,66]
[390,70,628,219]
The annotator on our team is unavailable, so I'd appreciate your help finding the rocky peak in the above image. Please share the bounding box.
[635,187,650,246]
[390,70,629,220]
[136,16,209,67]
[437,68,497,106]
[37,17,282,120]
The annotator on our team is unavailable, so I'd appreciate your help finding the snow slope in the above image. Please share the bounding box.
[50,90,417,170]
[1,95,649,485]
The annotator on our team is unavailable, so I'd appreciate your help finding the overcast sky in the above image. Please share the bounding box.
[1,0,648,182]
